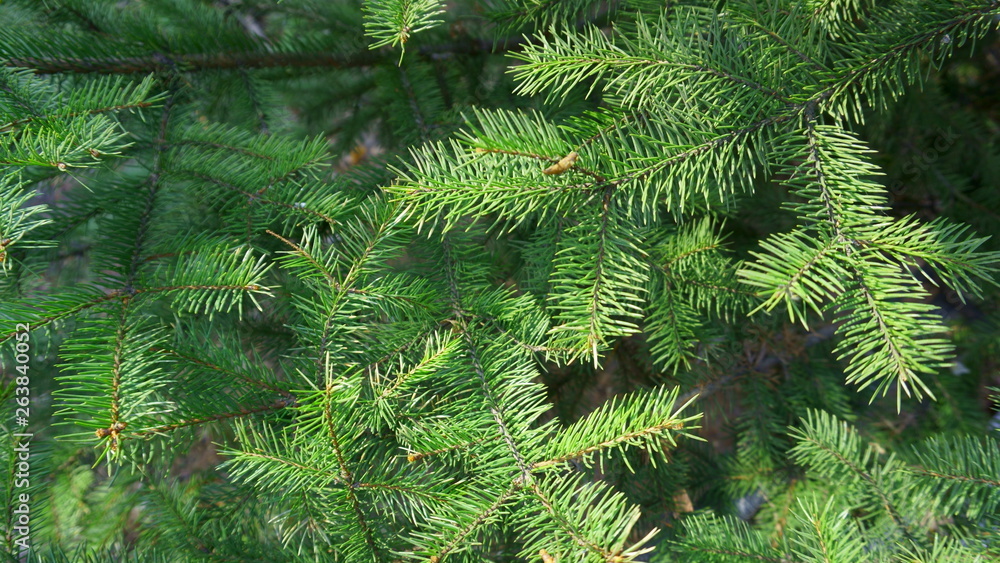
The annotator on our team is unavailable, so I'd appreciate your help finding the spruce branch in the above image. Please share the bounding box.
[318,365,383,558]
[545,189,649,364]
[668,512,796,562]
[907,434,1000,520]
[0,99,156,133]
[183,172,339,224]
[363,0,445,62]
[789,410,924,551]
[4,38,525,75]
[6,51,382,75]
[148,346,294,400]
[533,386,699,472]
[140,477,221,559]
[822,0,1000,118]
[442,235,534,482]
[421,481,522,561]
[124,92,175,288]
[123,400,293,441]
[405,435,500,463]
[525,476,646,561]
[0,289,125,344]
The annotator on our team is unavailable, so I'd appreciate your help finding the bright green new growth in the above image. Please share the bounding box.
[0,0,998,561]
[364,0,446,61]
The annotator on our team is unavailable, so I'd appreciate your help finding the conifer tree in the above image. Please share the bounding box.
[0,0,998,561]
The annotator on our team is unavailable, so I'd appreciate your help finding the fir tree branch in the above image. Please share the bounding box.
[398,66,429,141]
[538,385,698,474]
[319,369,382,559]
[648,281,696,370]
[337,201,405,289]
[428,481,523,562]
[7,51,381,75]
[804,122,933,401]
[97,92,176,453]
[827,0,1000,106]
[149,346,294,399]
[6,38,525,75]
[531,419,686,470]
[0,283,264,345]
[0,291,121,344]
[266,230,357,290]
[847,274,931,403]
[125,93,175,290]
[164,140,276,160]
[528,480,624,561]
[481,315,573,354]
[136,283,263,294]
[142,480,227,559]
[794,429,919,546]
[124,400,293,440]
[606,112,791,192]
[237,68,269,134]
[742,232,843,321]
[0,72,42,116]
[908,469,1000,488]
[266,225,424,307]
[375,337,452,400]
[742,16,827,73]
[252,165,314,198]
[578,110,637,150]
[405,435,499,463]
[366,326,441,377]
[0,100,156,133]
[588,186,613,361]
[803,120,848,246]
[663,241,724,268]
[106,299,129,452]
[218,449,340,481]
[683,62,789,104]
[474,146,607,183]
[510,14,792,106]
[442,235,533,481]
[180,173,337,224]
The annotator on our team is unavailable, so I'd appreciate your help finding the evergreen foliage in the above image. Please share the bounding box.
[0,0,998,561]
